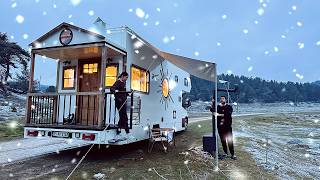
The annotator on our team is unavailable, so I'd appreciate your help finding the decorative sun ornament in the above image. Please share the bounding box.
[155,63,174,109]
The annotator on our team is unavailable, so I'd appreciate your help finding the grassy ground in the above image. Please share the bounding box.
[0,118,24,142]
[42,117,277,180]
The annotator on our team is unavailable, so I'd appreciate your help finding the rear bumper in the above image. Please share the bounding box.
[24,127,115,144]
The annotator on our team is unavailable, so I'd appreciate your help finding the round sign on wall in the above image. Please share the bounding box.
[59,28,73,45]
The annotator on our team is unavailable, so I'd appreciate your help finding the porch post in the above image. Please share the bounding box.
[98,46,107,127]
[25,51,35,124]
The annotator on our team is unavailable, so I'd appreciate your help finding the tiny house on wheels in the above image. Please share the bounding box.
[24,18,216,145]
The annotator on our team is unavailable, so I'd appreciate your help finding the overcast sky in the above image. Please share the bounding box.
[1,0,320,85]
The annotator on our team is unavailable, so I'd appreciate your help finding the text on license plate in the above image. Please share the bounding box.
[52,131,70,138]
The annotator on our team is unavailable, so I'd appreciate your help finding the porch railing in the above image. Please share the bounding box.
[25,91,139,130]
[26,92,101,128]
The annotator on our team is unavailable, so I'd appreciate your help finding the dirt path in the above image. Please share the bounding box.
[0,115,277,180]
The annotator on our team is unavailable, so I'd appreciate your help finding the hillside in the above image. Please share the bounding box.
[190,74,320,103]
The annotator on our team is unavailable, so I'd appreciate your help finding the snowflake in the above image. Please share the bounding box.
[10,35,14,39]
[246,57,251,61]
[227,70,232,74]
[264,50,269,55]
[257,8,264,16]
[304,153,310,158]
[296,73,304,80]
[281,35,286,39]
[106,30,111,34]
[135,8,145,18]
[288,11,292,15]
[152,54,158,59]
[221,14,227,19]
[71,158,77,164]
[128,8,133,12]
[16,15,24,24]
[254,20,259,24]
[262,3,267,7]
[7,158,12,162]
[292,68,297,72]
[170,36,175,40]
[173,3,179,7]
[296,21,302,27]
[155,21,160,26]
[23,34,29,39]
[53,4,57,8]
[68,14,72,18]
[145,14,149,19]
[143,22,148,26]
[134,50,139,54]
[162,36,170,44]
[198,124,201,128]
[195,32,199,36]
[156,8,161,12]
[273,46,279,52]
[11,2,17,8]
[298,42,304,49]
[248,66,253,72]
[292,5,297,11]
[217,42,221,46]
[88,10,94,16]
[316,41,320,46]
[184,160,189,164]
[315,119,319,123]
[243,29,249,34]
[70,0,81,6]
[281,88,286,92]
[194,51,199,56]
[42,11,47,16]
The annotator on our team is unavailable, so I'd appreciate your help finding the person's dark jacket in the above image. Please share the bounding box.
[110,79,127,102]
[209,102,216,113]
[217,104,233,127]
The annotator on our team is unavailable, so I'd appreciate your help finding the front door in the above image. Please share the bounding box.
[77,59,100,126]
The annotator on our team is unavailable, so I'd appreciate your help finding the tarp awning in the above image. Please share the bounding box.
[159,51,216,82]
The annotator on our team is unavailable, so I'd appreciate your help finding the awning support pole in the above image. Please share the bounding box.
[214,63,219,170]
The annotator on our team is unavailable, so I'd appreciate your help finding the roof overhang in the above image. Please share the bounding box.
[32,41,126,60]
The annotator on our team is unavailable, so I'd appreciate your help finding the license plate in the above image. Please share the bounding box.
[52,131,70,138]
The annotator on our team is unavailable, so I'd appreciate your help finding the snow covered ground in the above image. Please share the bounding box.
[235,113,320,179]
[0,93,26,121]
[0,138,90,165]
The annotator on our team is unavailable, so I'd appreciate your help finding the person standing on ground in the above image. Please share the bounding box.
[110,72,130,135]
[216,95,237,160]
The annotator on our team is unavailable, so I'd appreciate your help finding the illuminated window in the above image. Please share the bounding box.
[83,63,98,74]
[105,65,118,87]
[131,65,149,93]
[63,67,75,89]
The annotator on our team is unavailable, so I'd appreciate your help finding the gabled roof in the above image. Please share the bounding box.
[29,22,105,46]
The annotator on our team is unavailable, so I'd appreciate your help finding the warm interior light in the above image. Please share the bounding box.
[105,66,117,86]
[162,79,169,98]
[63,68,75,88]
[83,63,98,74]
[131,66,149,93]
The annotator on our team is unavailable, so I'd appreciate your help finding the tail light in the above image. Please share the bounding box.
[27,130,38,137]
[82,133,95,141]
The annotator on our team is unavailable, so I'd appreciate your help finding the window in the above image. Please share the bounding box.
[83,63,98,74]
[105,65,118,87]
[131,65,149,93]
[175,75,178,82]
[184,78,189,86]
[62,66,75,89]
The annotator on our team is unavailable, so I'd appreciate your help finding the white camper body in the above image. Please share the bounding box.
[24,21,193,145]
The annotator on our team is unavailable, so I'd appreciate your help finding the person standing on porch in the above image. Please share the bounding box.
[110,72,130,135]
[216,95,237,160]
